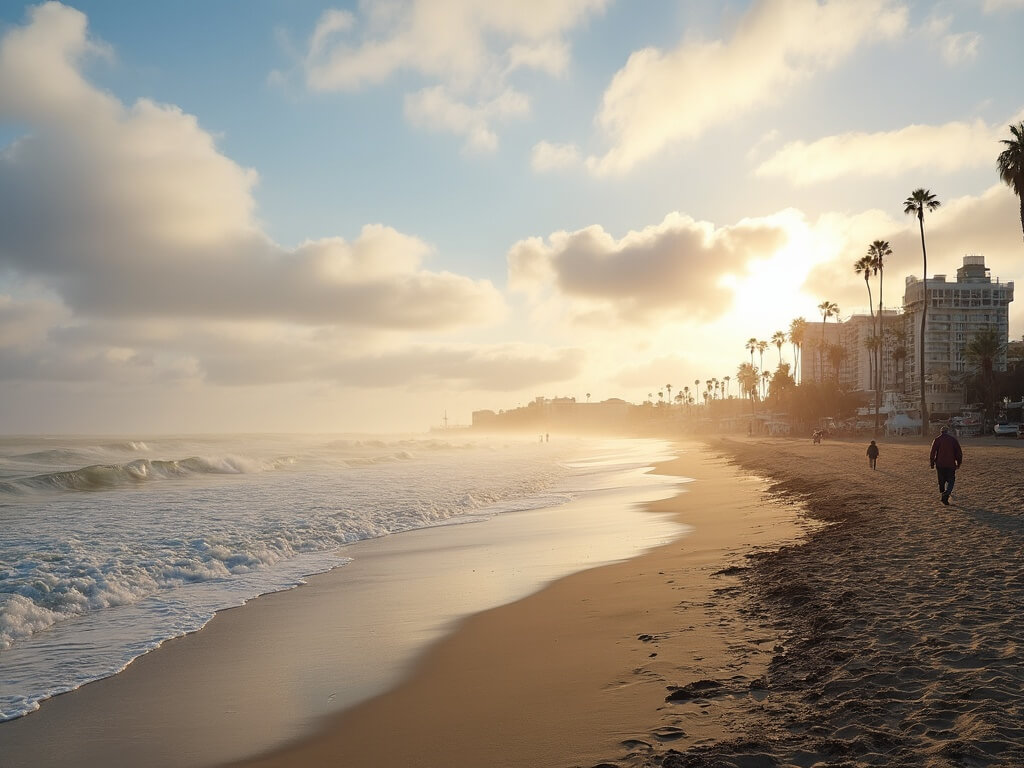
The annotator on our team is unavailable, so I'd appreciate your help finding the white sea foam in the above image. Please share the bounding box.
[0,434,680,721]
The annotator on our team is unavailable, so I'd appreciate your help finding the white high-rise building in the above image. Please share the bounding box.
[901,254,1013,415]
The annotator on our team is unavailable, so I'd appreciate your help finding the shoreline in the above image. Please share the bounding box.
[0,439,695,767]
[227,443,809,768]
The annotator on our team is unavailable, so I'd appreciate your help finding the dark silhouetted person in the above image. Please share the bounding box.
[929,425,962,505]
[866,440,879,469]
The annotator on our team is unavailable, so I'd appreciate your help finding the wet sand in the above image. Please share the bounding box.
[228,445,807,768]
[0,441,807,768]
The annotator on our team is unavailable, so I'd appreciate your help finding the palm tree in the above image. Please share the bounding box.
[736,362,759,417]
[757,340,769,376]
[997,122,1024,241]
[817,301,839,382]
[789,317,807,384]
[965,327,1005,429]
[665,384,672,406]
[865,239,893,433]
[760,370,771,400]
[827,344,846,383]
[904,188,941,431]
[745,337,758,367]
[586,392,591,403]
[723,375,731,398]
[771,330,786,369]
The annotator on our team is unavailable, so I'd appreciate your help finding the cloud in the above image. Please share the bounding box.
[754,115,1019,185]
[404,85,529,153]
[530,140,581,172]
[508,212,788,324]
[801,183,1023,322]
[0,4,502,330]
[922,15,980,66]
[301,0,607,150]
[585,0,908,176]
[0,311,585,393]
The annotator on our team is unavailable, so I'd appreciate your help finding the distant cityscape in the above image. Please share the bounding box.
[469,254,1022,438]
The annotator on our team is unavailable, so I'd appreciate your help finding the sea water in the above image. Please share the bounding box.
[0,434,686,722]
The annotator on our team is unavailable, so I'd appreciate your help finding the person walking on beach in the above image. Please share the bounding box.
[866,440,879,470]
[929,425,963,505]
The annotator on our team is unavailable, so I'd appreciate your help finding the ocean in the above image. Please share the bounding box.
[0,434,687,726]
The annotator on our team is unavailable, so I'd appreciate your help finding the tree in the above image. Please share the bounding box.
[817,301,839,382]
[586,392,591,402]
[904,188,941,431]
[866,239,893,433]
[757,340,769,377]
[665,383,672,406]
[745,337,758,367]
[827,344,846,383]
[736,362,760,416]
[997,121,1024,241]
[789,317,807,384]
[771,330,786,369]
[723,375,731,398]
[965,327,1005,429]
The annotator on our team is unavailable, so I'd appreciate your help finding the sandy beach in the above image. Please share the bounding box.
[4,435,1024,767]
[229,435,1024,767]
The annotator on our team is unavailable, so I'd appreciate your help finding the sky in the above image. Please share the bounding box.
[1,0,1023,434]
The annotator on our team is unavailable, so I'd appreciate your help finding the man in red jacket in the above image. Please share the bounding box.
[929,425,963,505]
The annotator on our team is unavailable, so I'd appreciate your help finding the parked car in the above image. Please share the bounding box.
[993,422,1020,436]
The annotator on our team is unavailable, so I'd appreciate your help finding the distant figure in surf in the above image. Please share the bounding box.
[866,440,879,470]
[929,426,962,505]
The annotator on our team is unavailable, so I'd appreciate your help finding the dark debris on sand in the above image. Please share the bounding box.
[590,439,1024,768]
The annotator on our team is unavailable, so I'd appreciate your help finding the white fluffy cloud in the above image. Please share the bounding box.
[302,0,607,150]
[0,3,501,330]
[0,4,597,405]
[922,15,980,66]
[508,212,788,324]
[754,115,1022,185]
[585,0,907,176]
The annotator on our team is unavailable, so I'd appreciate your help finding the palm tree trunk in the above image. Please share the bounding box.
[918,214,929,431]
[876,270,883,435]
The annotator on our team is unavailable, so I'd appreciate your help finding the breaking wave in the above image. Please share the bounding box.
[0,455,290,495]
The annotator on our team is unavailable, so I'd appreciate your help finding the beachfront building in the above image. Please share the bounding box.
[901,254,1013,415]
[798,319,843,385]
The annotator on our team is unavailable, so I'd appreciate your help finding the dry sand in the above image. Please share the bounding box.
[643,436,1024,768]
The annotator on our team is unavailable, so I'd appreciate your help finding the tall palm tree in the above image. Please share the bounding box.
[817,301,839,382]
[997,122,1024,241]
[854,254,876,326]
[789,317,807,384]
[866,239,893,434]
[757,340,769,376]
[904,188,941,431]
[665,384,672,406]
[771,330,786,369]
[723,375,731,398]
[745,337,758,367]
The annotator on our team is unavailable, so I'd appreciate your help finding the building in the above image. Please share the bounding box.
[901,254,1013,414]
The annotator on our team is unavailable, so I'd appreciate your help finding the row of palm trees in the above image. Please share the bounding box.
[667,122,1024,425]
